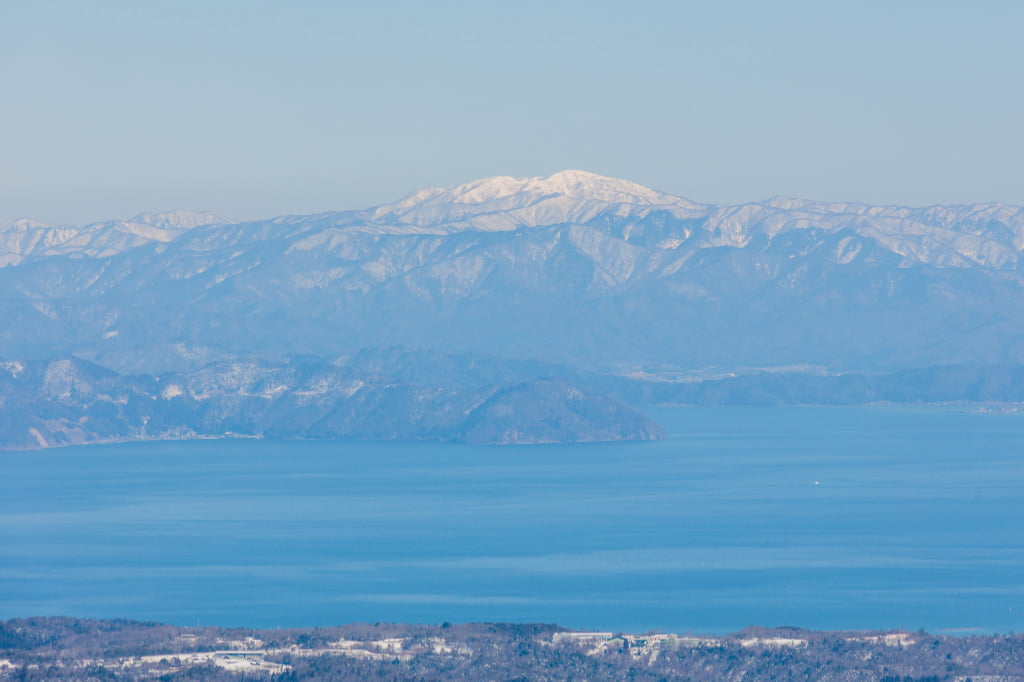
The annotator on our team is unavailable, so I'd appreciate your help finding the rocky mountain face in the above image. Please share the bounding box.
[3,170,1024,448]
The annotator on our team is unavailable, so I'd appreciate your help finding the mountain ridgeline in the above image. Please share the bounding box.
[3,170,1024,448]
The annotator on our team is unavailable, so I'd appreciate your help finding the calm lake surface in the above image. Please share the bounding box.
[2,406,1022,634]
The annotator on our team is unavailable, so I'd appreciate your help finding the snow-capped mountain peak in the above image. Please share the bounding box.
[441,170,687,206]
[388,170,696,208]
[368,170,704,232]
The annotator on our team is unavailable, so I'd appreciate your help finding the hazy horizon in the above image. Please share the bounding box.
[3,1,1023,224]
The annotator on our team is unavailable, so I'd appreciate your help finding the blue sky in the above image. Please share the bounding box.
[2,0,1022,223]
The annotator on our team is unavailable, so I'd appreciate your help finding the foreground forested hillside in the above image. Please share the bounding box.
[2,618,1022,681]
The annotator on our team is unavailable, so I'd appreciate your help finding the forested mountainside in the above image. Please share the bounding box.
[0,354,660,449]
[7,343,1024,450]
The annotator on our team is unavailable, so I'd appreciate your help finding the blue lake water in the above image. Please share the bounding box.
[1,406,1022,634]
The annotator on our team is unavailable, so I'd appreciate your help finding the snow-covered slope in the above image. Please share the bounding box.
[0,210,234,266]
[696,199,1024,269]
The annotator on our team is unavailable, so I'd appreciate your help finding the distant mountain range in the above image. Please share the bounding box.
[3,170,1024,447]
[5,170,1023,372]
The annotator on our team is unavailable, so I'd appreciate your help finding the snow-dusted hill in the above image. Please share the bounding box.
[3,171,1024,373]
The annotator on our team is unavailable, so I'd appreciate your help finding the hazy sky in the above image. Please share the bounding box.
[3,0,1023,224]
